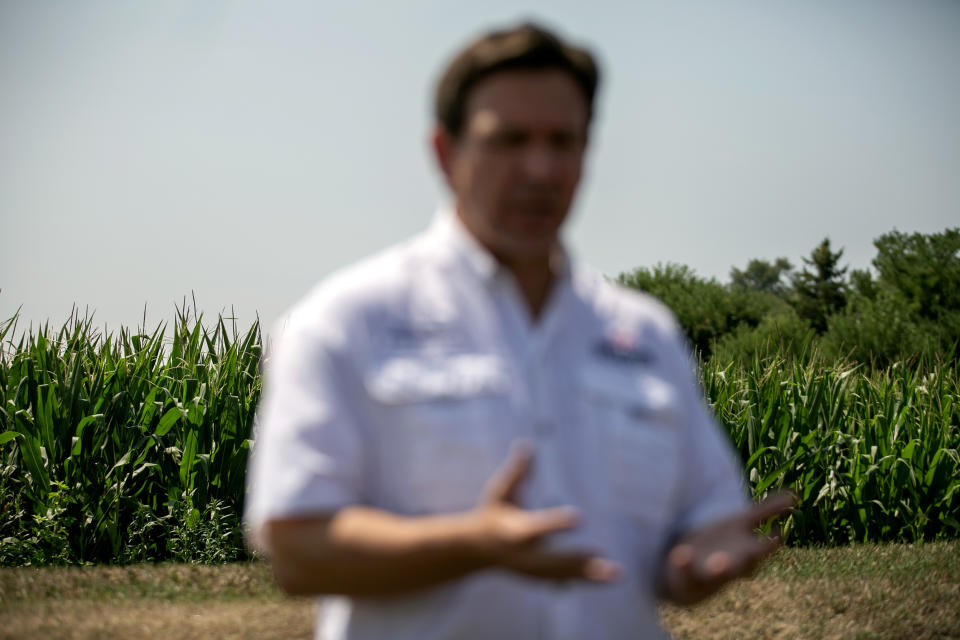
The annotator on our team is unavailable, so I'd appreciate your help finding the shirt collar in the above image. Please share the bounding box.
[428,204,573,286]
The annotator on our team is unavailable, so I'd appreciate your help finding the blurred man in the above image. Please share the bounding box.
[245,22,792,639]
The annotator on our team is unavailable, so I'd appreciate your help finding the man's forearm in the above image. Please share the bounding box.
[259,448,617,597]
[263,506,491,597]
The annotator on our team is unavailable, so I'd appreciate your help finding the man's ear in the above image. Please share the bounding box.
[431,125,456,187]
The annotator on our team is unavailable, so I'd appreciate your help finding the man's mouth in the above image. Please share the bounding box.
[509,197,561,217]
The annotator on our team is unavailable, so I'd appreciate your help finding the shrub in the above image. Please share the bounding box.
[711,309,815,366]
[820,291,940,368]
[618,263,779,357]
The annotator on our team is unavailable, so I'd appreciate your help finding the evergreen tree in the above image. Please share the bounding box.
[790,238,848,333]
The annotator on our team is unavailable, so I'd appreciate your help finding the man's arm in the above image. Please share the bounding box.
[657,493,795,606]
[262,443,621,597]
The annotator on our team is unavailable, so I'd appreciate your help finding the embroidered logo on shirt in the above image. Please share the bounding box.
[385,321,467,354]
[367,353,508,404]
[593,330,655,365]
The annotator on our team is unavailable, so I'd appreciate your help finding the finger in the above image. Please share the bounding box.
[743,492,797,528]
[510,550,622,583]
[584,557,623,582]
[667,543,695,574]
[703,550,731,577]
[662,544,712,603]
[482,440,534,504]
[708,534,780,581]
[673,543,729,583]
[520,505,581,539]
[669,538,760,589]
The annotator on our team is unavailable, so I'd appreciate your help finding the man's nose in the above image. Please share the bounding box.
[521,145,563,182]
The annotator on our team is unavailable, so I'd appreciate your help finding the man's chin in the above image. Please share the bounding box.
[493,234,561,265]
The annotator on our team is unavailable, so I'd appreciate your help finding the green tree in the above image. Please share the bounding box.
[790,238,848,334]
[847,267,879,302]
[872,228,960,321]
[730,257,793,297]
[618,263,775,357]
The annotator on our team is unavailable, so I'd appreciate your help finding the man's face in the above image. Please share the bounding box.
[435,68,589,263]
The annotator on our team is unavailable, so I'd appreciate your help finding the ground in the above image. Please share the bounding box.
[1,542,958,639]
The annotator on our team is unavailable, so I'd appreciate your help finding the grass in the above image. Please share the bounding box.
[1,542,958,639]
[661,540,960,640]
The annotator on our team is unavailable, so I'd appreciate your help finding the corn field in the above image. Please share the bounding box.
[705,359,960,544]
[1,311,958,565]
[0,309,261,565]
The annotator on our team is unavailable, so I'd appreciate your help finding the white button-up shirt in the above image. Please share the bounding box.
[245,209,749,640]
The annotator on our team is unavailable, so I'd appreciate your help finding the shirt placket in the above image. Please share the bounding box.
[525,290,583,640]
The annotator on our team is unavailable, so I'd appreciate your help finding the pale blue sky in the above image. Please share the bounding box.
[2,0,958,334]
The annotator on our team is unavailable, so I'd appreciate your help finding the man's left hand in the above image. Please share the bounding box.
[658,493,796,606]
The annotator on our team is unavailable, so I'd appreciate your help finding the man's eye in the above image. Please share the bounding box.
[490,131,528,148]
[550,133,582,151]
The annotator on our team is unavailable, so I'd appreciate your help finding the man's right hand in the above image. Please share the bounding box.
[465,441,621,583]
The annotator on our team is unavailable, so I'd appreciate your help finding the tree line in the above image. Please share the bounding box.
[618,227,960,368]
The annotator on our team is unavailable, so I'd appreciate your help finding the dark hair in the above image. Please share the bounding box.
[434,22,601,137]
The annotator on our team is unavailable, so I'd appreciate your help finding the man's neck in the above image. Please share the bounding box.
[498,253,555,322]
[451,206,560,321]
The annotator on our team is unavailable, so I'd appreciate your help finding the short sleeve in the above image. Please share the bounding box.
[663,330,750,536]
[243,307,369,547]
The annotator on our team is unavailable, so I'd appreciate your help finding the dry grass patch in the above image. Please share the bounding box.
[0,563,314,640]
[1,542,958,639]
[663,541,960,639]
[0,600,314,640]
[0,562,280,603]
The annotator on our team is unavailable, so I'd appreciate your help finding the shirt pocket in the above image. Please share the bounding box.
[581,364,683,526]
[364,353,509,514]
